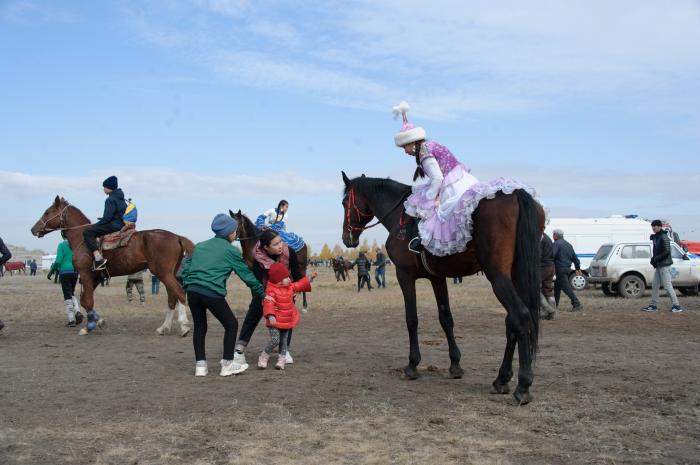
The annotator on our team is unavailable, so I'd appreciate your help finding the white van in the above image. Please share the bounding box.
[546,216,651,290]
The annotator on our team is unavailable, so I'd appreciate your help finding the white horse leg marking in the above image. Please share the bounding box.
[177,301,191,337]
[156,308,175,335]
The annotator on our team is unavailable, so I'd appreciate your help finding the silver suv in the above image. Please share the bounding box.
[588,241,700,298]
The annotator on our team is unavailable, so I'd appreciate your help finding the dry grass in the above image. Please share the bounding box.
[1,268,698,465]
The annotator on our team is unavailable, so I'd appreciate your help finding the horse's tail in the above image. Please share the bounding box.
[514,189,541,362]
[178,236,195,257]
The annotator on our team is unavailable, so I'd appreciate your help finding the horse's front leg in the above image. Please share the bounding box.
[396,269,420,379]
[430,278,463,379]
[78,274,105,335]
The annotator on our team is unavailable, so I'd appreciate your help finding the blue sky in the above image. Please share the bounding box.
[1,0,699,254]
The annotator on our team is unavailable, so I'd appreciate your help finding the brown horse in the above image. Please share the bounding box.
[341,173,545,404]
[229,210,309,310]
[30,196,193,336]
[3,261,27,276]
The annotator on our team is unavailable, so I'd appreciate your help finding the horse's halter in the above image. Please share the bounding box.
[344,187,408,233]
[36,203,90,234]
[36,203,72,234]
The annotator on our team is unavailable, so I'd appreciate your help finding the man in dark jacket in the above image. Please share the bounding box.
[354,251,372,292]
[552,229,583,311]
[540,233,557,320]
[642,220,683,313]
[374,247,387,288]
[83,176,127,270]
[0,236,11,330]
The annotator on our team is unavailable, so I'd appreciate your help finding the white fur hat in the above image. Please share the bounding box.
[392,101,426,147]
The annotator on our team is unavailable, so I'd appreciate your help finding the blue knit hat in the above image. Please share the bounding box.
[102,176,118,190]
[211,213,238,238]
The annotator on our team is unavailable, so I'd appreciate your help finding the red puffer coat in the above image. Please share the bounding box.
[263,277,312,330]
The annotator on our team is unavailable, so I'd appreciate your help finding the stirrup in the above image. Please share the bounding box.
[93,259,108,271]
[408,237,423,255]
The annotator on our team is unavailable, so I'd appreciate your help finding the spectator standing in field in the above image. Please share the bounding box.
[540,233,557,320]
[642,220,684,313]
[151,272,160,295]
[354,251,372,292]
[374,247,387,288]
[29,259,38,276]
[552,229,583,311]
[126,270,146,305]
[49,232,83,326]
[0,236,11,331]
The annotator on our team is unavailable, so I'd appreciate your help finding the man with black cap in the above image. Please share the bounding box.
[83,176,127,270]
[642,220,684,313]
[0,235,11,331]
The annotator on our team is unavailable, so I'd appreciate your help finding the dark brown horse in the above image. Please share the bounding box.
[31,196,193,336]
[229,210,309,310]
[341,173,545,404]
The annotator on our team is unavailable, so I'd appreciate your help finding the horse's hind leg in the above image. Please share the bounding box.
[160,274,190,337]
[486,271,535,404]
[430,278,463,378]
[492,315,517,394]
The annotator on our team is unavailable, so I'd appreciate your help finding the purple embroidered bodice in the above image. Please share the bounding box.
[420,141,463,175]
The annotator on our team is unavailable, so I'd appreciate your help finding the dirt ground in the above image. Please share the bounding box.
[1,268,698,465]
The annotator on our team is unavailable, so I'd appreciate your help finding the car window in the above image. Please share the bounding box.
[594,245,614,261]
[621,245,651,259]
[636,246,650,259]
[671,246,684,259]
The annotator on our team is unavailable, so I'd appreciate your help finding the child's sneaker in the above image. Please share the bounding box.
[275,354,287,370]
[233,351,247,365]
[195,361,208,377]
[671,305,684,313]
[285,351,294,364]
[258,352,270,369]
[220,359,248,376]
[641,305,658,312]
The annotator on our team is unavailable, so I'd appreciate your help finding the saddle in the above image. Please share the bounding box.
[99,223,137,251]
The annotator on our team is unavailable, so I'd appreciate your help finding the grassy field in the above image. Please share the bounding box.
[1,268,698,464]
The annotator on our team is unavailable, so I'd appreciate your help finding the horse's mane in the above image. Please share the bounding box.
[343,176,411,198]
[237,212,260,239]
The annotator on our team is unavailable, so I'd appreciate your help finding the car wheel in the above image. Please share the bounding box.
[569,273,588,291]
[619,275,645,299]
[601,282,617,297]
[679,286,699,296]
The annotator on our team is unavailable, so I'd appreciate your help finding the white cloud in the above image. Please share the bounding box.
[0,169,339,199]
[122,0,700,120]
[1,1,77,25]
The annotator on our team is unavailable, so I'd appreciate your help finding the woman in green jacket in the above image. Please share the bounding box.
[182,214,269,377]
[50,232,83,326]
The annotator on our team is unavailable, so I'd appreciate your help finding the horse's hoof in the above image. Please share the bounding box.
[403,366,419,380]
[180,328,191,337]
[156,327,167,336]
[513,387,533,405]
[78,328,89,336]
[449,366,464,379]
[96,318,106,329]
[491,380,511,395]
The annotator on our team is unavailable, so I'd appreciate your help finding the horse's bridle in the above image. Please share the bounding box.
[37,203,90,234]
[344,187,408,233]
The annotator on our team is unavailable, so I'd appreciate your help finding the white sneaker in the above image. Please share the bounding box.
[233,351,247,365]
[195,363,208,377]
[285,351,294,364]
[220,359,248,376]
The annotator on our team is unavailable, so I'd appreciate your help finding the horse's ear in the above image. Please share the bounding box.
[236,209,241,216]
[229,209,234,217]
[60,196,65,202]
[361,174,366,178]
[341,171,350,186]
[53,195,60,205]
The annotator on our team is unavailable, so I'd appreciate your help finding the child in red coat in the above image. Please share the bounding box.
[259,262,315,370]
